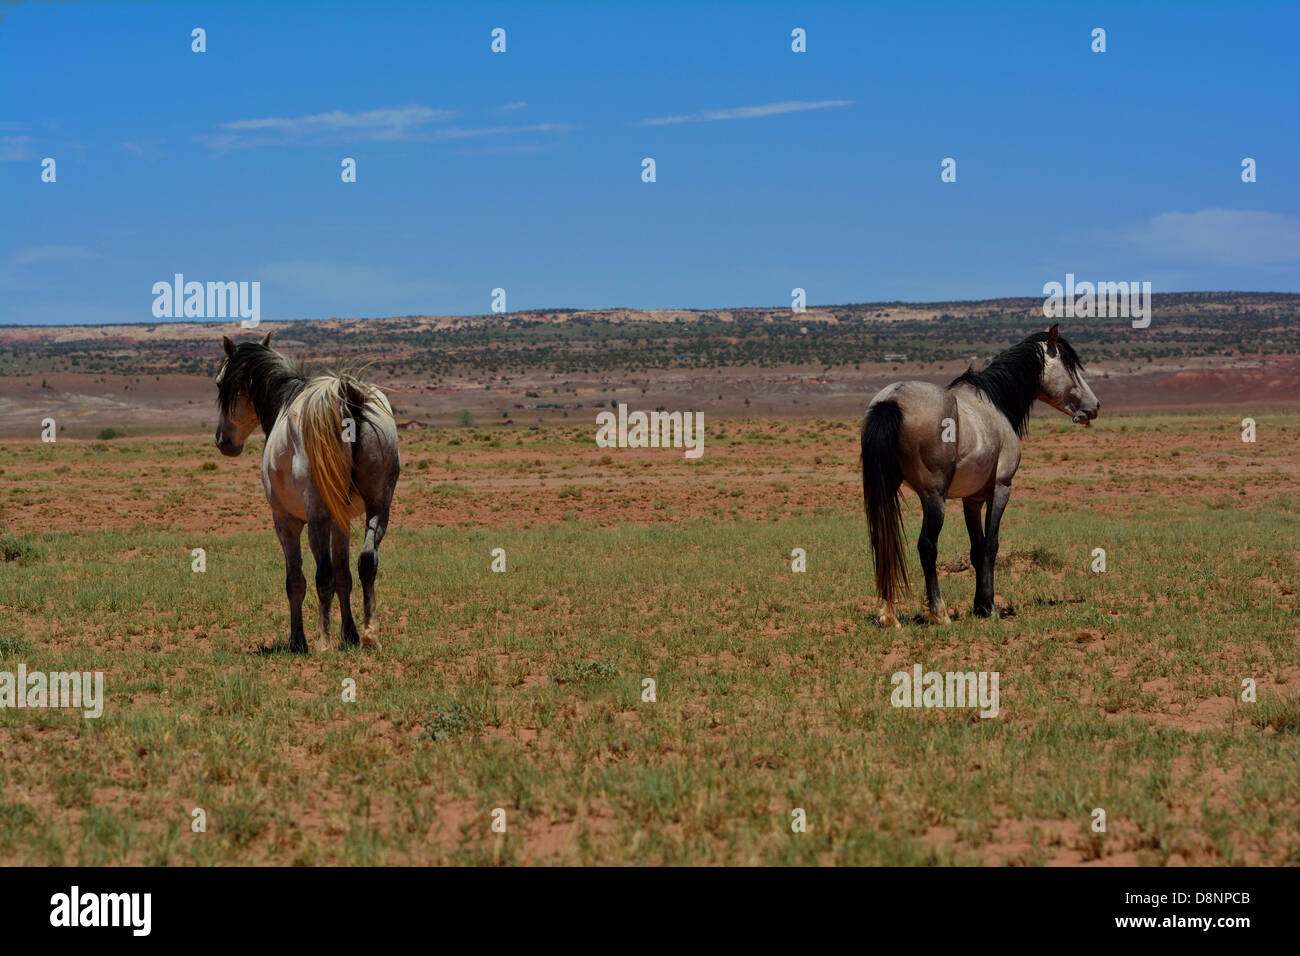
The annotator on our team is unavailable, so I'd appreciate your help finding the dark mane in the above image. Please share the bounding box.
[948,331,1084,437]
[216,344,309,434]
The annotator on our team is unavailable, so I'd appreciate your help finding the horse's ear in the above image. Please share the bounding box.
[1046,324,1060,352]
[222,335,236,358]
[260,330,273,347]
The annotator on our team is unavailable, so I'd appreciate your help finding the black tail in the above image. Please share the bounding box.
[861,400,908,605]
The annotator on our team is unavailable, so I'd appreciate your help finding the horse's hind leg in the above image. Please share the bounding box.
[273,511,308,653]
[963,498,991,616]
[306,516,335,652]
[331,524,361,647]
[918,493,950,623]
[358,501,391,648]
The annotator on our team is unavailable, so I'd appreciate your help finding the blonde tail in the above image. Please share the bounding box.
[299,376,356,533]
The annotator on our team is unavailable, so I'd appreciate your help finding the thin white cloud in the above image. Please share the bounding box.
[12,245,99,266]
[1124,208,1300,268]
[222,105,454,134]
[457,142,553,157]
[434,122,576,140]
[194,106,572,151]
[632,99,853,126]
[500,101,528,111]
[193,133,244,152]
[0,134,33,161]
[120,139,166,159]
[197,105,457,150]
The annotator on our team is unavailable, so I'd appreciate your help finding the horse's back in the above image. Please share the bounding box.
[869,380,951,414]
[868,381,957,447]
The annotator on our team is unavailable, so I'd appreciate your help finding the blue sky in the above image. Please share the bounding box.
[2,0,1297,324]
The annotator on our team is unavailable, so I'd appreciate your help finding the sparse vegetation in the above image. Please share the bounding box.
[1,293,1296,383]
[0,411,1295,864]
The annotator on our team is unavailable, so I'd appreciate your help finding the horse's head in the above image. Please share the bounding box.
[1036,325,1099,426]
[214,331,272,455]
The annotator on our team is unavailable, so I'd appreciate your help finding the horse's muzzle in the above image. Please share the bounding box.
[214,434,243,456]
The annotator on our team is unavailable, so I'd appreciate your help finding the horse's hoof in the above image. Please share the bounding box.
[926,609,953,624]
[315,635,334,653]
[360,625,381,650]
[878,610,902,629]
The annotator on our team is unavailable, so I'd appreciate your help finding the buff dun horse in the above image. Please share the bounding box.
[861,325,1098,627]
[214,332,400,652]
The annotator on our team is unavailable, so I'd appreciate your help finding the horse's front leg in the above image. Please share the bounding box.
[918,492,950,623]
[272,510,308,652]
[976,483,1012,617]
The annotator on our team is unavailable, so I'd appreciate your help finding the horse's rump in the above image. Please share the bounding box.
[297,374,389,532]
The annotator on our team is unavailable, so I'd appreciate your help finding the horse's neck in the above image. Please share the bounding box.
[253,369,306,433]
[950,367,1036,436]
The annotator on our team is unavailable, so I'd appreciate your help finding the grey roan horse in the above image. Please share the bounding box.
[861,325,1098,627]
[214,332,401,652]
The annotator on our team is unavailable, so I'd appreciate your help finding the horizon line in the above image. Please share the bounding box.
[2,290,1294,331]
